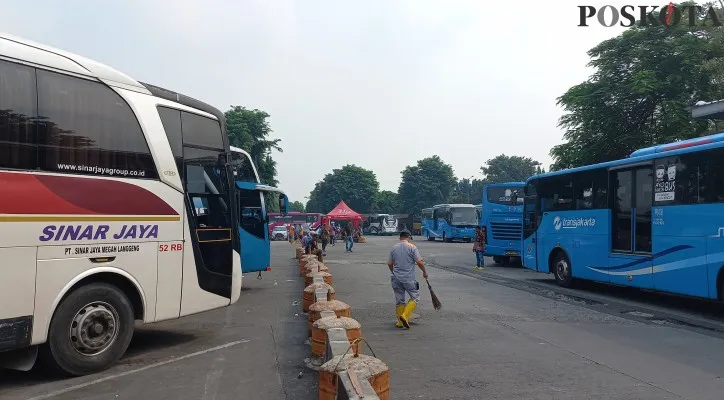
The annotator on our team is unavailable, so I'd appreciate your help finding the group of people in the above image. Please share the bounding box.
[293,222,361,256]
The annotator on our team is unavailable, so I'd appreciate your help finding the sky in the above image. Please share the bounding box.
[2,0,639,203]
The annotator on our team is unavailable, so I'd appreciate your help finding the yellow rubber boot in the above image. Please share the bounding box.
[400,300,417,329]
[395,305,405,328]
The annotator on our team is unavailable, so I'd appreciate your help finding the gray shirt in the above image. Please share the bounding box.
[388,240,422,282]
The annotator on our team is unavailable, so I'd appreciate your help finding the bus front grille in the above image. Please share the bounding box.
[490,221,522,241]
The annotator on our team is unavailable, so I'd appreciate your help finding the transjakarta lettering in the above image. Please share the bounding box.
[561,218,596,228]
[39,224,159,242]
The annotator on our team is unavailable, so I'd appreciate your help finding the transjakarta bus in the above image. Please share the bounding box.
[481,183,524,265]
[422,204,477,242]
[229,146,288,276]
[522,132,724,301]
[0,34,241,376]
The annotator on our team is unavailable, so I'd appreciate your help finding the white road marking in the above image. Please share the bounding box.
[26,340,250,400]
[201,355,225,400]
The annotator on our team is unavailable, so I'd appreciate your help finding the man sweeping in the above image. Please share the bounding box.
[387,230,428,329]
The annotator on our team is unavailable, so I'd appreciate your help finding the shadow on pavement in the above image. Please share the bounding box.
[122,328,198,359]
[0,329,198,390]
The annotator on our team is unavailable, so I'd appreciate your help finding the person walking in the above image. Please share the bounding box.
[473,226,486,270]
[387,230,429,329]
[345,225,354,252]
[321,225,330,256]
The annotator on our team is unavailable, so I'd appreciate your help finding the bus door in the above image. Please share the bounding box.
[235,182,288,274]
[608,166,653,289]
[522,182,540,271]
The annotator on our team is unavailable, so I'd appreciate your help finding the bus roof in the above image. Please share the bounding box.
[629,132,724,158]
[230,146,261,182]
[484,182,525,188]
[691,99,724,119]
[0,33,226,126]
[0,33,147,92]
[529,131,724,182]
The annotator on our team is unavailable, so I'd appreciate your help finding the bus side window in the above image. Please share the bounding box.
[37,69,157,178]
[0,60,36,171]
[238,190,265,239]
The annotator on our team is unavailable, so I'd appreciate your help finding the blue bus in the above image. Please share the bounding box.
[481,182,524,265]
[421,204,477,242]
[522,132,724,301]
[230,146,288,276]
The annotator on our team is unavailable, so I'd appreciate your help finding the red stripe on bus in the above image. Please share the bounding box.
[0,172,178,216]
[662,138,712,152]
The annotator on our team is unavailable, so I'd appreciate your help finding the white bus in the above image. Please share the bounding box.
[0,33,242,376]
[363,214,398,235]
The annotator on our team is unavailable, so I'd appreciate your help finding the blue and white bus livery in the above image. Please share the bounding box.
[230,147,288,277]
[522,132,724,302]
[421,204,477,242]
[481,183,524,265]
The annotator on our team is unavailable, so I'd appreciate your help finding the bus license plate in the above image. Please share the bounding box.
[505,250,519,256]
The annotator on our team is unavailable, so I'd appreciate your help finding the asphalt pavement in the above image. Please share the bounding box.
[0,240,316,400]
[3,236,724,399]
[326,235,724,400]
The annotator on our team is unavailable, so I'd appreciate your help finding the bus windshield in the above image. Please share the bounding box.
[230,146,258,183]
[487,186,524,205]
[450,207,478,226]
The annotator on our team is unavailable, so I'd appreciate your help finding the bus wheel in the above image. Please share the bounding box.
[40,283,135,376]
[552,252,573,288]
[493,256,504,264]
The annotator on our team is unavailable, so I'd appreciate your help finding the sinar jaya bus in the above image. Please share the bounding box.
[522,132,724,301]
[0,33,241,376]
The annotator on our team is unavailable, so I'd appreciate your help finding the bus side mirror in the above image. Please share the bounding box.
[279,193,289,216]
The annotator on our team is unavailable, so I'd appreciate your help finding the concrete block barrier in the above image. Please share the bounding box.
[303,282,335,313]
[311,316,362,364]
[307,299,350,337]
[318,352,389,400]
[292,239,384,399]
[305,262,329,273]
[305,271,332,286]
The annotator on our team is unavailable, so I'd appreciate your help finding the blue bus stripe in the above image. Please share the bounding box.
[587,250,724,277]
[588,245,693,271]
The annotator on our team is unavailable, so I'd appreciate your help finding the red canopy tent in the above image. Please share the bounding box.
[321,201,363,229]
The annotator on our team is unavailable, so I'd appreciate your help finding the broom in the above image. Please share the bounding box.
[425,279,442,310]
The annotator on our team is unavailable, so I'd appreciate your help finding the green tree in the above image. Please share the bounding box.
[448,178,485,204]
[305,165,380,213]
[470,179,485,204]
[225,106,282,186]
[398,156,456,215]
[371,190,400,213]
[480,154,541,183]
[551,2,724,170]
[289,201,305,212]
